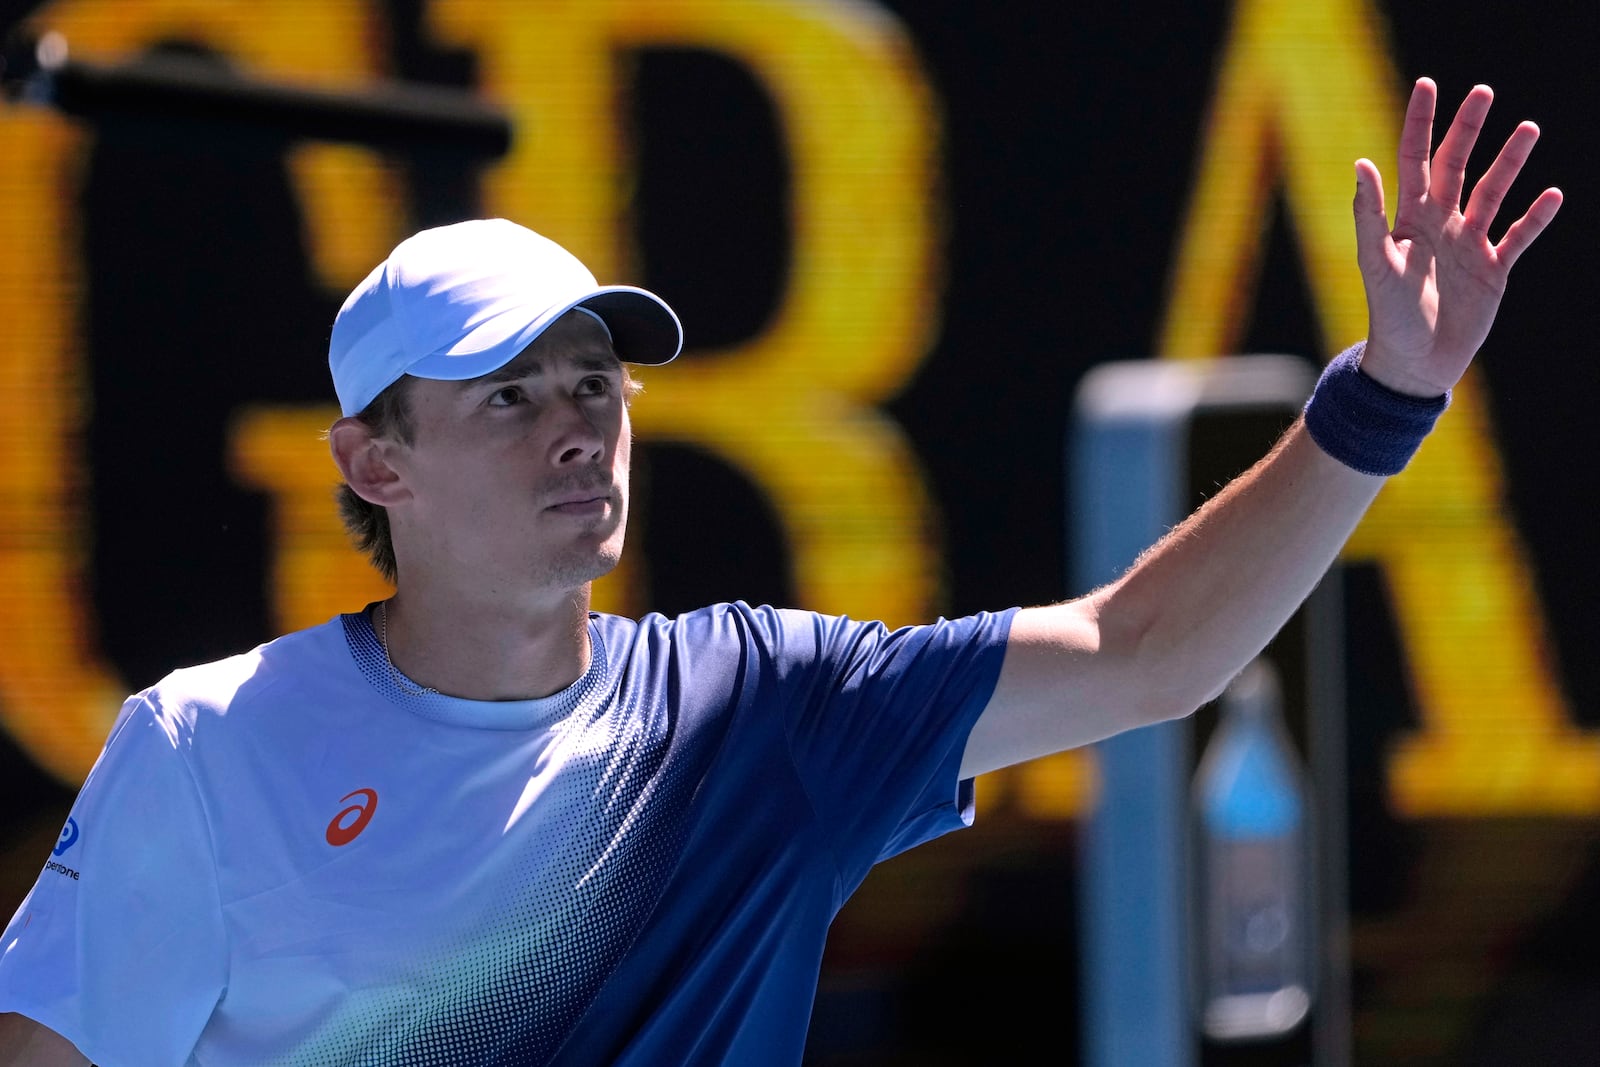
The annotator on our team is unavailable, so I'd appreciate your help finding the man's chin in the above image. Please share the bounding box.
[587,545,624,582]
[546,536,625,591]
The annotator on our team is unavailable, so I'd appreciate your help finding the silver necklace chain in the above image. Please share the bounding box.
[377,601,439,696]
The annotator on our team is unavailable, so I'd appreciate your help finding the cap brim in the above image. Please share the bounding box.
[578,287,683,366]
[403,285,683,389]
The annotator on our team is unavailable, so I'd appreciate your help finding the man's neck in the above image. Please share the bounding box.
[376,584,593,702]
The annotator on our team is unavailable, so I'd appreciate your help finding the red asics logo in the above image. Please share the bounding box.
[325,788,378,847]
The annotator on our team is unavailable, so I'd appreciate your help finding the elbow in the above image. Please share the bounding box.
[1122,677,1227,732]
[1137,655,1254,728]
[1133,633,1246,724]
[1096,598,1236,727]
[1138,685,1213,727]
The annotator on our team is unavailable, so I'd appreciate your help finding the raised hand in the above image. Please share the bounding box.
[1353,78,1563,397]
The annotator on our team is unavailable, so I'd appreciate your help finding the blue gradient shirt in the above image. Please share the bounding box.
[0,602,1014,1065]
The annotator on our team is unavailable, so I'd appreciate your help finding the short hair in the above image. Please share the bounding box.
[336,377,414,585]
[334,366,643,584]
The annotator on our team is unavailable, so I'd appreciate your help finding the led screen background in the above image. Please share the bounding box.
[0,0,1595,1062]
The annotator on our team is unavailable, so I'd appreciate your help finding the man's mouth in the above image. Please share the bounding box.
[545,488,612,514]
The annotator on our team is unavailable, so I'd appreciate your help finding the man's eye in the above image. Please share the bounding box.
[488,386,523,406]
[579,377,610,396]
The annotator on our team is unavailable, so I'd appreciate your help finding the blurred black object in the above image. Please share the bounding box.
[1,28,511,159]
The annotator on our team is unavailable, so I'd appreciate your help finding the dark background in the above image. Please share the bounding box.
[1,1,1595,1062]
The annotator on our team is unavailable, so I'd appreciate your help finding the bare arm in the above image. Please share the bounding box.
[961,78,1562,779]
[0,1014,89,1067]
[962,421,1380,777]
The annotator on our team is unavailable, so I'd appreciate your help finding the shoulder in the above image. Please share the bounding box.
[595,602,834,657]
[586,604,828,697]
[686,602,1017,661]
[596,603,1015,675]
[134,615,356,736]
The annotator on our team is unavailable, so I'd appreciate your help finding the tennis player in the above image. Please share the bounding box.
[0,78,1561,1065]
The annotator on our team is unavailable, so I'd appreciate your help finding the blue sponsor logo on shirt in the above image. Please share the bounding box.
[53,817,80,857]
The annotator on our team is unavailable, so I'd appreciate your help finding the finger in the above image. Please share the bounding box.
[1352,158,1392,270]
[1464,120,1541,236]
[1429,84,1494,210]
[1394,78,1437,208]
[1495,187,1563,270]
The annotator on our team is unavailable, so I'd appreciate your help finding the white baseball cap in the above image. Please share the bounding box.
[329,218,683,416]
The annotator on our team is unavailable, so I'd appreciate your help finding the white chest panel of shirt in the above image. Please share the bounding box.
[178,614,689,1066]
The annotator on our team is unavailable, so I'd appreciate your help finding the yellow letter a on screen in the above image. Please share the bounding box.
[1159,0,1600,815]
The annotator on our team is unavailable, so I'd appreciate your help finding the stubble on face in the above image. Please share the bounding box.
[536,419,631,591]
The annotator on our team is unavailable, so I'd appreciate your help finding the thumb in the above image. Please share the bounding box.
[1352,158,1392,270]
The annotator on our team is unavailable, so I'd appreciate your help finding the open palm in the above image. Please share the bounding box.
[1354,79,1563,397]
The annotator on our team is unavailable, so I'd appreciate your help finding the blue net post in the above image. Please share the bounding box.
[1071,356,1348,1067]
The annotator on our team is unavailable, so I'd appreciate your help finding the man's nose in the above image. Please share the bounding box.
[550,399,606,466]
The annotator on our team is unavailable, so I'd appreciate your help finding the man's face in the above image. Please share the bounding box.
[388,310,633,598]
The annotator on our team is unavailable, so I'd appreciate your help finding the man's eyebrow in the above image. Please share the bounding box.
[472,361,542,388]
[570,352,623,373]
[467,351,620,389]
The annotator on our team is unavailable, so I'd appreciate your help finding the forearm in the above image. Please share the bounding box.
[966,418,1383,778]
[1090,416,1382,718]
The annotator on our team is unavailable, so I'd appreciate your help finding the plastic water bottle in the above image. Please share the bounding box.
[1193,658,1313,1041]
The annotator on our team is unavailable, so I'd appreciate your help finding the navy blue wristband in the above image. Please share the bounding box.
[1303,341,1450,476]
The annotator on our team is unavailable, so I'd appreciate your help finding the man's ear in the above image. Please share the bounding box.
[329,417,410,507]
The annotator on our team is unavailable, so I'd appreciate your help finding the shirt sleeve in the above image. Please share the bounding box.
[0,693,227,1067]
[749,604,1017,892]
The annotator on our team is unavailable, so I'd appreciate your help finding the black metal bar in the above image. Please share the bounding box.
[4,37,512,160]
